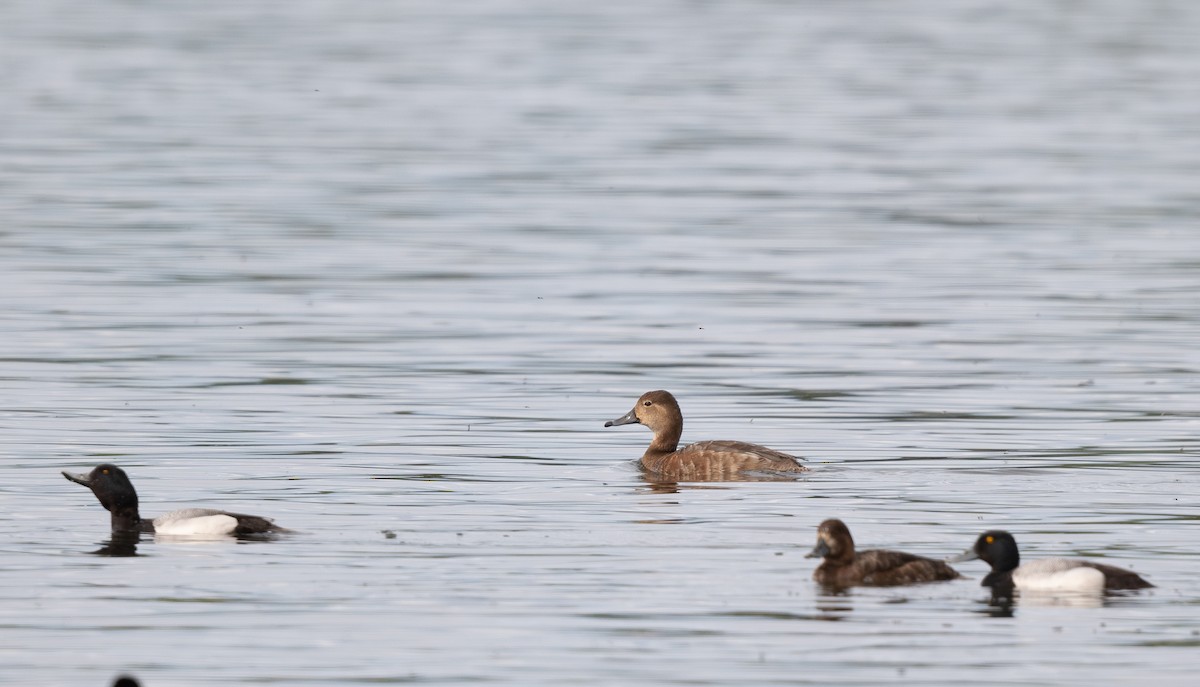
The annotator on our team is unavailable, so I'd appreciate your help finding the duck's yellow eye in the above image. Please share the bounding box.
[985,535,994,544]
[102,469,109,475]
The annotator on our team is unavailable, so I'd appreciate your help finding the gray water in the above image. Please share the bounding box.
[2,1,1199,685]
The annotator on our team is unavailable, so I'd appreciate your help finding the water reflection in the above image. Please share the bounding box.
[813,588,854,621]
[88,530,288,555]
[976,586,1107,618]
[638,479,683,495]
[637,471,800,489]
[816,585,854,598]
[91,532,140,557]
[1017,592,1105,609]
[635,478,738,494]
[975,588,1017,618]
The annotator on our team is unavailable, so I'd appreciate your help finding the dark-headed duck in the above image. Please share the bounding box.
[605,390,807,480]
[806,519,961,587]
[949,530,1152,593]
[63,464,287,536]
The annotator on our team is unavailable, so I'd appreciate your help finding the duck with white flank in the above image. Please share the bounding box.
[949,530,1152,594]
[63,464,288,536]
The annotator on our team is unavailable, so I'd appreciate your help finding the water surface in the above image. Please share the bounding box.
[2,1,1198,685]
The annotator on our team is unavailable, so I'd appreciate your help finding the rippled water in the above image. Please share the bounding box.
[2,1,1199,685]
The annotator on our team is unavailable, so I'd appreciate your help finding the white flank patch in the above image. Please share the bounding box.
[1013,558,1105,593]
[153,511,239,536]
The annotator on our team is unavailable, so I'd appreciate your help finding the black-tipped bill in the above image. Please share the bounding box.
[946,549,979,564]
[62,470,92,487]
[805,540,831,559]
[604,408,639,428]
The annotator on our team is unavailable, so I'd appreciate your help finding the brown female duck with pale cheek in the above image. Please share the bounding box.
[604,390,807,480]
[806,519,961,587]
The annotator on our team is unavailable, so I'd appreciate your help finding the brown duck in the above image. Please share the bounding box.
[806,519,961,587]
[604,390,807,480]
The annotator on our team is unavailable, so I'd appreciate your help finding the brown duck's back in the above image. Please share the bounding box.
[814,548,962,587]
[641,440,808,480]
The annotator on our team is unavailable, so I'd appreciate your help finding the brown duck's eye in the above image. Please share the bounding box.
[643,401,652,406]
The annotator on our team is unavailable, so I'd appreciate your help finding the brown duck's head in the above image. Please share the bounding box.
[805,518,855,561]
[604,390,683,435]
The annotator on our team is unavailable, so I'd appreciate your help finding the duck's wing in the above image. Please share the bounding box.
[682,440,808,473]
[1079,561,1154,590]
[223,511,289,535]
[855,549,962,585]
[1016,557,1083,575]
[642,441,807,480]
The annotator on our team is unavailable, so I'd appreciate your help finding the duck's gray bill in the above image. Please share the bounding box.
[62,471,91,487]
[946,549,978,564]
[805,541,831,559]
[604,408,639,428]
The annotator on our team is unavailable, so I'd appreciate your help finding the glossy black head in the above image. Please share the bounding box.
[63,464,139,515]
[950,530,1020,573]
[113,676,141,687]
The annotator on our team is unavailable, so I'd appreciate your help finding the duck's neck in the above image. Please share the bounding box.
[648,421,682,454]
[992,548,1019,574]
[827,547,855,567]
[983,570,1013,589]
[822,538,856,566]
[109,506,145,534]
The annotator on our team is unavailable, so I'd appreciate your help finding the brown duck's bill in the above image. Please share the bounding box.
[946,549,978,563]
[805,540,831,559]
[604,408,639,427]
[62,470,92,487]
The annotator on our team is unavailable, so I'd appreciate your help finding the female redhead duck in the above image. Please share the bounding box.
[806,519,961,587]
[604,390,807,480]
[949,530,1153,594]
